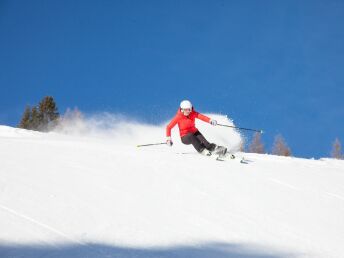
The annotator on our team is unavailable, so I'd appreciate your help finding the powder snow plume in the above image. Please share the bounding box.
[54,110,243,152]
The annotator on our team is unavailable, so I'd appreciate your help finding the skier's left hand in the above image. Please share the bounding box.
[210,119,217,126]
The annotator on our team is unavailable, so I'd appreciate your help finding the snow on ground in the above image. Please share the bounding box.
[0,115,344,258]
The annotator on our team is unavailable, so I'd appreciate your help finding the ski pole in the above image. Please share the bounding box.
[137,142,167,147]
[217,124,264,134]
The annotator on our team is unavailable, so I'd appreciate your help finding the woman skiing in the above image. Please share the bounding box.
[166,100,226,156]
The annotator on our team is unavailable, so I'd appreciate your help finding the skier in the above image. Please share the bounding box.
[166,100,226,156]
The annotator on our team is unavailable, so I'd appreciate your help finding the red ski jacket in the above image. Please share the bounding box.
[166,109,211,138]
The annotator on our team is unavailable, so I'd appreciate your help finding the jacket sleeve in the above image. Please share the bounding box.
[166,115,179,137]
[195,111,211,123]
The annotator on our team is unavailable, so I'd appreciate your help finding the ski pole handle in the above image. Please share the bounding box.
[217,124,264,134]
[137,142,167,147]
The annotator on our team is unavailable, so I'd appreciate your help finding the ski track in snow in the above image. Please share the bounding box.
[268,178,300,191]
[268,178,344,203]
[0,203,110,257]
[325,192,344,201]
[0,203,83,244]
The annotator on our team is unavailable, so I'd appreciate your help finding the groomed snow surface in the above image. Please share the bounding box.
[1,114,344,258]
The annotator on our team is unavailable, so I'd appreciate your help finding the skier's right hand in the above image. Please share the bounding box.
[166,137,173,147]
[210,119,217,126]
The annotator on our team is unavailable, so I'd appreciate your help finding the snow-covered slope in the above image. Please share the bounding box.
[1,117,344,258]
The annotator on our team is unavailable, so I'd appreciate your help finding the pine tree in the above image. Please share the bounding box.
[239,138,246,152]
[18,96,60,131]
[249,132,265,154]
[18,106,32,129]
[38,96,60,131]
[331,138,342,159]
[272,134,292,157]
[30,106,41,130]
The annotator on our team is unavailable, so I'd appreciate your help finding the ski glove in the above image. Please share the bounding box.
[210,119,217,126]
[166,137,173,147]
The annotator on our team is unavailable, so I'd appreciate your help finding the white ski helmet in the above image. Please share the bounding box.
[180,100,192,110]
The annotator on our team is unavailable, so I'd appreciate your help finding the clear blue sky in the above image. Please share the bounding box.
[1,0,343,158]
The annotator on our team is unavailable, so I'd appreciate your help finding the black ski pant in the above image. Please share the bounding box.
[181,131,216,153]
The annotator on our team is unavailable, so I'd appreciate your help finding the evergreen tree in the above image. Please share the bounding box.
[272,134,292,157]
[331,138,343,159]
[249,132,265,154]
[239,138,246,152]
[18,106,32,129]
[30,106,41,130]
[38,96,59,131]
[18,96,60,131]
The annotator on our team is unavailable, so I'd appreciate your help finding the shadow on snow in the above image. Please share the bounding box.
[0,241,295,258]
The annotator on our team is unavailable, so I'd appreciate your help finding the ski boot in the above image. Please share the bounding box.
[200,148,212,156]
[212,145,227,158]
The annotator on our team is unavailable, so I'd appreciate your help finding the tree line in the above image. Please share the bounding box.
[246,133,291,157]
[18,96,59,131]
[17,96,343,159]
[246,132,343,160]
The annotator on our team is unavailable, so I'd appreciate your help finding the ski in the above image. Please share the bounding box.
[215,152,248,164]
[175,149,250,164]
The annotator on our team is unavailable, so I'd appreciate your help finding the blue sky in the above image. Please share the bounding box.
[1,0,343,158]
